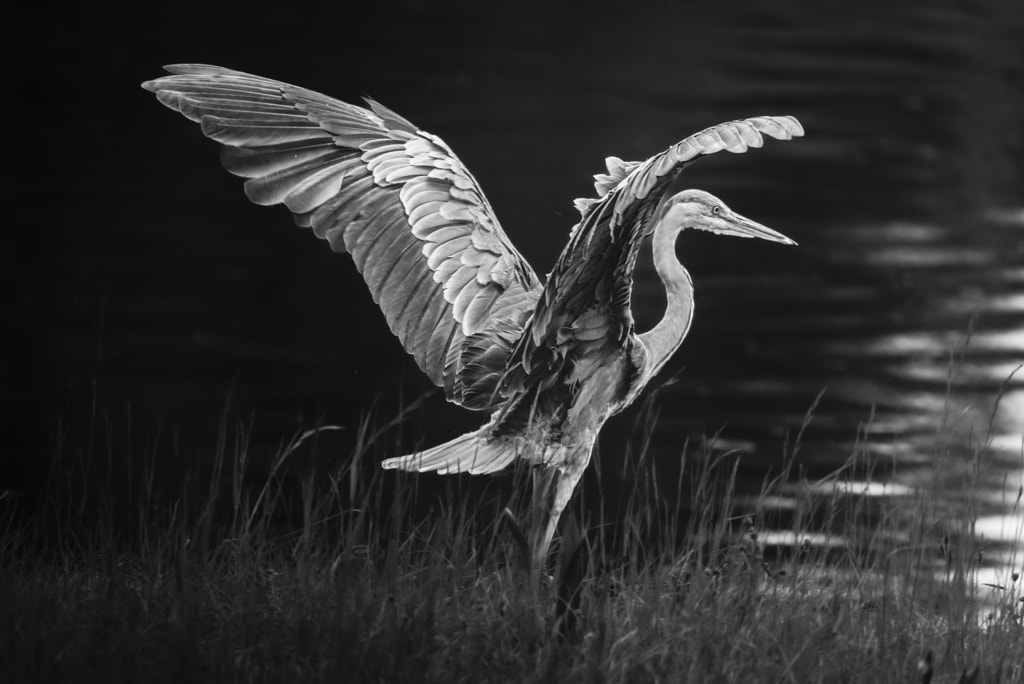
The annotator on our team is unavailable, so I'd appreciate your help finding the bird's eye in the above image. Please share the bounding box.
[712,205,720,214]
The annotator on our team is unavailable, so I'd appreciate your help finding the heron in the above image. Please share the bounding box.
[143,65,802,571]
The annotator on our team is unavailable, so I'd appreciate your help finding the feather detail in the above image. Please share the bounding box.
[381,428,520,475]
[144,64,542,411]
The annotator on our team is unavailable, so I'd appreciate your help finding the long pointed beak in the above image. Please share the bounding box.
[724,212,797,246]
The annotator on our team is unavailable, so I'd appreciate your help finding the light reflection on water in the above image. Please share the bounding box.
[797,480,915,498]
[829,332,1023,360]
[864,246,992,268]
[756,530,845,549]
[671,200,1024,583]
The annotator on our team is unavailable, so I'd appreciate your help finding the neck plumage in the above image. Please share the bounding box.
[637,219,694,383]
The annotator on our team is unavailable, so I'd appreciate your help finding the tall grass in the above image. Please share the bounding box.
[2,390,1022,683]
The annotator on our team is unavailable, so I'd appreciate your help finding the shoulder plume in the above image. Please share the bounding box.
[594,156,642,197]
[573,156,642,218]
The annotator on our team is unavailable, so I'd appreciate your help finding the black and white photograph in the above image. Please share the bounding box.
[4,2,1023,681]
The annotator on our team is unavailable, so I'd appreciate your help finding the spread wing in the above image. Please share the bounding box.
[503,116,804,395]
[143,64,541,410]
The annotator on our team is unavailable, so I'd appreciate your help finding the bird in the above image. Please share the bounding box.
[143,64,802,571]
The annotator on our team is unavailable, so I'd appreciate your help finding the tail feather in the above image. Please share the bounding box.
[381,429,518,475]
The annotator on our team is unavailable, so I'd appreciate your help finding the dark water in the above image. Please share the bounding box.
[8,2,1024,579]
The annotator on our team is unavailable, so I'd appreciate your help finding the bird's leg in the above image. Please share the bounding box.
[529,466,558,576]
[529,462,586,579]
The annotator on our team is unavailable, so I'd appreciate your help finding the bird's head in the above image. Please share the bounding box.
[659,189,796,245]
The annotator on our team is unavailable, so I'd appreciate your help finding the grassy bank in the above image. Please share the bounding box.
[2,398,1022,683]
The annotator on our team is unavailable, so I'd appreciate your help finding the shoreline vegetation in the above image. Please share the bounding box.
[3,379,1023,683]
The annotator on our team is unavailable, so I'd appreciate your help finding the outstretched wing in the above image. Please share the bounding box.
[504,116,804,395]
[143,65,541,410]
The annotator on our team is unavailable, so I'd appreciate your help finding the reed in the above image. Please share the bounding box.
[2,387,1022,683]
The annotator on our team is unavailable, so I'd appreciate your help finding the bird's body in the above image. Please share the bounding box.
[143,65,802,568]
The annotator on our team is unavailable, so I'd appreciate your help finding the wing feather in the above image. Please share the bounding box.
[433,322,463,396]
[144,64,541,410]
[462,287,501,331]
[242,153,348,207]
[365,229,420,305]
[347,203,406,270]
[448,266,482,315]
[426,235,473,271]
[308,175,378,243]
[409,212,452,236]
[222,140,349,177]
[280,162,357,214]
[410,281,449,367]
[359,213,412,294]
[391,266,438,341]
[377,240,424,324]
[200,116,327,146]
[422,223,467,244]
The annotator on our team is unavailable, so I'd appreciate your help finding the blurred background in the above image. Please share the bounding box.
[4,2,1023,558]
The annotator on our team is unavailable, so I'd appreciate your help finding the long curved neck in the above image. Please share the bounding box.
[637,220,694,383]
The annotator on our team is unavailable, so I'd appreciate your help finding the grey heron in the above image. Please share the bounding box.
[143,64,802,571]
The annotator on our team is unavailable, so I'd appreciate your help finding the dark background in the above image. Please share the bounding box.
[4,2,1023,535]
